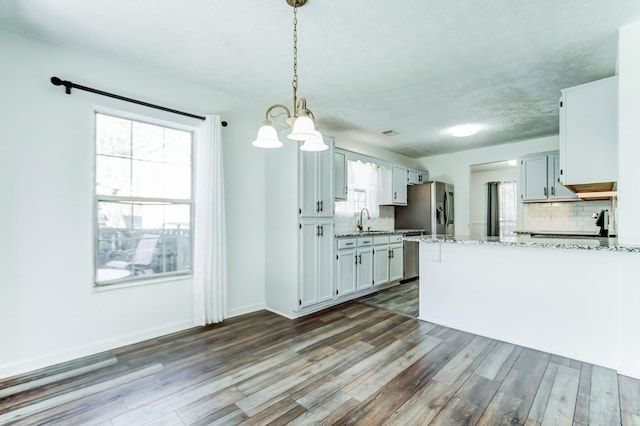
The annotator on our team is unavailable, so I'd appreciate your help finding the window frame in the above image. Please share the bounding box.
[93,107,197,287]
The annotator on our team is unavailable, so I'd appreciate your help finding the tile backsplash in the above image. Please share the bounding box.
[520,199,616,235]
[334,206,395,235]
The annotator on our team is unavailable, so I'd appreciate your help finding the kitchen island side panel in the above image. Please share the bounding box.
[418,242,623,371]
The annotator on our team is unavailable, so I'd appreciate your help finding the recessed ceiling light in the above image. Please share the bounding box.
[448,124,482,137]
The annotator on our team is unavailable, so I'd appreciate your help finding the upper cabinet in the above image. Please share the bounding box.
[333,149,347,201]
[407,168,420,185]
[559,77,618,191]
[379,164,408,205]
[418,170,430,184]
[519,151,578,202]
[300,141,333,217]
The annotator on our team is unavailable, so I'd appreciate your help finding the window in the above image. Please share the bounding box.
[95,112,193,285]
[499,181,517,236]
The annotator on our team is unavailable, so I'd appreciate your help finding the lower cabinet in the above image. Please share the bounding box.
[299,218,334,308]
[373,236,390,286]
[356,237,374,290]
[389,237,404,282]
[336,234,405,298]
[336,238,356,297]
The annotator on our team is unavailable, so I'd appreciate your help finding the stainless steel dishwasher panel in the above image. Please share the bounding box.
[402,240,419,281]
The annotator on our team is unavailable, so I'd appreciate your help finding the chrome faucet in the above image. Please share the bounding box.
[356,208,371,232]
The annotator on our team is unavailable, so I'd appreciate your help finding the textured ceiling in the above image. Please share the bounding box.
[2,0,640,157]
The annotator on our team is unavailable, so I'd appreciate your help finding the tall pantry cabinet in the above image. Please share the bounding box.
[265,135,335,318]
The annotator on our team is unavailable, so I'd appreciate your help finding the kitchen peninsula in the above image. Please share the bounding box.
[406,235,640,379]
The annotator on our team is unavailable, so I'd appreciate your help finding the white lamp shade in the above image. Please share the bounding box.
[288,116,317,140]
[300,130,328,152]
[252,124,283,148]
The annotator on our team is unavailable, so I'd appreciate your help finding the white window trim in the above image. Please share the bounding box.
[92,106,199,288]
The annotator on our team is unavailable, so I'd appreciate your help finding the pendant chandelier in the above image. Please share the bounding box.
[252,0,328,152]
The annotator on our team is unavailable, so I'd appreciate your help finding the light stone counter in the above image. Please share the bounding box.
[403,234,640,252]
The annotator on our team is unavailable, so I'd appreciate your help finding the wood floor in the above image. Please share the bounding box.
[357,280,419,318]
[2,299,640,425]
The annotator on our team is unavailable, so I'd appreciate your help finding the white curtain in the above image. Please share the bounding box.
[335,160,380,218]
[193,114,227,325]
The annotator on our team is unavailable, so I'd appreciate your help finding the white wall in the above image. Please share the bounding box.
[469,167,518,237]
[335,135,422,169]
[616,21,640,379]
[0,30,265,377]
[417,135,559,236]
[617,22,640,245]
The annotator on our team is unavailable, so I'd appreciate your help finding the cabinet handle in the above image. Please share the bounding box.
[320,201,324,212]
[355,256,358,265]
[358,254,362,264]
[316,225,320,236]
[544,187,547,196]
[394,192,397,199]
[345,242,354,246]
[320,225,324,237]
[316,201,320,212]
[344,186,348,195]
[551,187,555,196]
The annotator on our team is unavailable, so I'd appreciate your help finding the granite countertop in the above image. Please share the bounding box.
[403,234,640,252]
[335,229,425,238]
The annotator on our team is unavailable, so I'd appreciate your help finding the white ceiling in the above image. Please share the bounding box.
[2,0,640,157]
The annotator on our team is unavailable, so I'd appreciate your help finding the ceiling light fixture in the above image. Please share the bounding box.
[252,0,327,152]
[449,124,482,137]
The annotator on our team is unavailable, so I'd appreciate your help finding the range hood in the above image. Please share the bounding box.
[562,181,617,200]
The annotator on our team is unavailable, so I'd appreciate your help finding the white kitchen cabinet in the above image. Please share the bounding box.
[519,151,577,202]
[299,218,334,308]
[334,149,347,201]
[389,242,403,282]
[379,164,408,205]
[407,168,420,185]
[373,235,390,286]
[265,136,336,318]
[548,152,576,199]
[300,143,333,217]
[356,237,374,290]
[335,238,357,297]
[559,76,618,189]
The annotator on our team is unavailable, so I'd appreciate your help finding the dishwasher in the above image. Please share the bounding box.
[401,231,421,282]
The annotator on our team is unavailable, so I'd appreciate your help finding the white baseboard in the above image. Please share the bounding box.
[0,320,195,380]
[226,303,265,319]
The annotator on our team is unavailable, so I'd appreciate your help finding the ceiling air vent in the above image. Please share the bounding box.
[381,130,398,136]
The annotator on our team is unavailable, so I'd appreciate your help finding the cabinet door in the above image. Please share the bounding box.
[299,151,318,217]
[407,169,419,185]
[389,243,403,282]
[299,219,318,307]
[549,153,578,200]
[356,247,373,290]
[336,248,356,296]
[392,165,408,205]
[373,245,390,286]
[519,155,548,201]
[334,150,347,201]
[299,219,333,308]
[316,147,333,217]
[316,218,334,301]
[560,77,618,186]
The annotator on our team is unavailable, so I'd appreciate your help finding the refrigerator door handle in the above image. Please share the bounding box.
[444,191,449,226]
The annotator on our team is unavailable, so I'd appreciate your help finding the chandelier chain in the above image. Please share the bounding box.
[292,4,298,116]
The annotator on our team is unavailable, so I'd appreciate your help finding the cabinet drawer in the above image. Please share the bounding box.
[373,235,390,245]
[389,234,403,243]
[337,238,357,250]
[357,237,373,247]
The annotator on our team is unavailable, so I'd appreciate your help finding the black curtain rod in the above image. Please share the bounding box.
[50,76,228,127]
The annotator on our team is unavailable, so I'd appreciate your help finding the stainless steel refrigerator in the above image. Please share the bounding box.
[395,181,454,281]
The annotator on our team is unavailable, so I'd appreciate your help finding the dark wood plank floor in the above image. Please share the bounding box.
[357,280,419,318]
[2,299,640,425]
